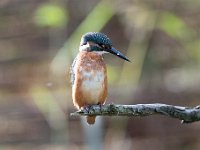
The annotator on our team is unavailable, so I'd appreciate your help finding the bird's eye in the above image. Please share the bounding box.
[99,44,108,49]
[98,43,103,47]
[102,44,106,48]
[81,42,87,46]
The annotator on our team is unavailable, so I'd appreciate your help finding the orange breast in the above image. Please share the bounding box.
[72,51,107,109]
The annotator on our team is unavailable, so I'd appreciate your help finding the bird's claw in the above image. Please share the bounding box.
[97,103,103,113]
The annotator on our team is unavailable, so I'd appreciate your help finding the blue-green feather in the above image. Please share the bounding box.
[80,32,112,47]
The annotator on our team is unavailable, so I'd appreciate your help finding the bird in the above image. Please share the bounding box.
[70,32,130,125]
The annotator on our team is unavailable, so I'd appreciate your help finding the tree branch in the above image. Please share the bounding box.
[70,103,200,123]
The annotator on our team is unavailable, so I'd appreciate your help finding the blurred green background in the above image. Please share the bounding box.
[0,0,200,149]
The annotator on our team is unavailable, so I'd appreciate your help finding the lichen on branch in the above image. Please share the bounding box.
[70,103,200,123]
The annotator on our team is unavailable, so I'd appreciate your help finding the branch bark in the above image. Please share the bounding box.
[70,103,200,123]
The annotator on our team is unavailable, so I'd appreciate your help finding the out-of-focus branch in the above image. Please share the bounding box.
[70,103,200,123]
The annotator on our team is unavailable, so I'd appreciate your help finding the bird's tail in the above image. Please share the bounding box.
[86,116,96,125]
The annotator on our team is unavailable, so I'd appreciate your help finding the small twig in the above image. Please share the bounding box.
[70,103,200,123]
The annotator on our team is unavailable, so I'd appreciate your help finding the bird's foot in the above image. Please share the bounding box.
[97,103,103,113]
[81,103,103,114]
[81,105,95,114]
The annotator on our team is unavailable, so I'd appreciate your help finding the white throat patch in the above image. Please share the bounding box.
[94,51,108,55]
[79,42,90,51]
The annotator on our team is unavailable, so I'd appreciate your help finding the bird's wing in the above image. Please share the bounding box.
[70,56,77,86]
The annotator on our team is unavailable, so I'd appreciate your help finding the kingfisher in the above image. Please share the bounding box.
[70,32,130,125]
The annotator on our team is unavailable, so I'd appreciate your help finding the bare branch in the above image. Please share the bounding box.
[70,103,200,123]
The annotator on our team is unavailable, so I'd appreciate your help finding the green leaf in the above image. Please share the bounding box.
[158,12,191,39]
[34,3,68,28]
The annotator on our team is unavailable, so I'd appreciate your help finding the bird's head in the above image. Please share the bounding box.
[79,32,130,62]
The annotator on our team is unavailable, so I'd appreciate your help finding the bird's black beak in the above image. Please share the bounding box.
[105,47,130,62]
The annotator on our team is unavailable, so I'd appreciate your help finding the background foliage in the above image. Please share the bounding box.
[0,0,200,149]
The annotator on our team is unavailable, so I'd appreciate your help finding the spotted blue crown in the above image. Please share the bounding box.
[80,32,112,47]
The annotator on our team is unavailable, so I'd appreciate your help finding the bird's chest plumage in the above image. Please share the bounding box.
[81,69,104,100]
[72,51,107,109]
